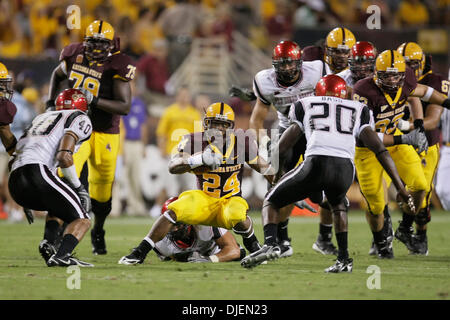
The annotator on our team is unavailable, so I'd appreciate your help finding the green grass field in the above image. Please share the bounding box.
[1,210,449,300]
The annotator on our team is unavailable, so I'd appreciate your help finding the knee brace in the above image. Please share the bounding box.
[414,207,431,226]
[91,198,112,218]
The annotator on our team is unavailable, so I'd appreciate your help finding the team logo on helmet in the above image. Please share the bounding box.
[55,88,88,112]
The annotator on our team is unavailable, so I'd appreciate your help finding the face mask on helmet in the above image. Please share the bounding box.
[168,224,195,249]
[84,38,113,62]
[326,47,351,72]
[376,71,405,93]
[273,58,302,85]
[0,79,13,101]
[349,58,375,82]
[405,60,422,78]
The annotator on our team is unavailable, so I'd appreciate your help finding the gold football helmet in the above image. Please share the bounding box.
[204,102,235,130]
[374,50,406,92]
[84,20,115,62]
[0,62,13,100]
[325,27,356,73]
[397,42,425,79]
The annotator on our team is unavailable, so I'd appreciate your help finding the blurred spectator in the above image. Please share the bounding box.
[264,0,294,47]
[230,0,262,39]
[121,81,149,216]
[396,0,430,27]
[328,0,358,24]
[293,0,323,28]
[137,39,172,111]
[132,8,165,56]
[158,0,205,74]
[211,3,234,51]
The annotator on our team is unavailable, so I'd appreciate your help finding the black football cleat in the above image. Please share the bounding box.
[240,244,281,269]
[376,240,394,259]
[394,223,414,251]
[325,258,353,273]
[91,229,107,255]
[118,248,146,265]
[39,240,57,263]
[409,234,429,256]
[47,253,94,267]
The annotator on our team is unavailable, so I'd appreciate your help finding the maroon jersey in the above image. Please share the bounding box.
[353,67,417,138]
[59,42,135,133]
[177,130,259,199]
[0,100,17,125]
[419,72,449,146]
[302,45,325,62]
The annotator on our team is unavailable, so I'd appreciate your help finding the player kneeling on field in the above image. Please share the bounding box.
[119,102,275,265]
[120,197,245,264]
[241,75,415,272]
[8,89,93,267]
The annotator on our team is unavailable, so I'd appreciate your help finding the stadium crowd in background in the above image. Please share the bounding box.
[0,0,449,221]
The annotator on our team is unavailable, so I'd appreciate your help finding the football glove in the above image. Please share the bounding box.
[187,251,212,263]
[45,99,56,111]
[74,185,91,213]
[23,208,34,224]
[202,146,222,170]
[399,128,428,154]
[78,88,98,106]
[229,85,257,101]
[294,200,317,213]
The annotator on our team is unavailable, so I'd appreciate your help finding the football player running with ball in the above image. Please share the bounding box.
[119,102,274,265]
[241,75,415,272]
[47,20,135,255]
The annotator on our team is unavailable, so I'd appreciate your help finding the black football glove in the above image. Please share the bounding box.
[187,251,212,263]
[23,208,34,224]
[229,85,257,101]
[74,185,91,213]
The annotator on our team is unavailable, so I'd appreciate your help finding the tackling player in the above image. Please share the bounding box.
[118,102,274,265]
[47,20,135,255]
[241,75,414,271]
[8,88,93,267]
[130,197,245,263]
[396,42,449,255]
[353,49,450,257]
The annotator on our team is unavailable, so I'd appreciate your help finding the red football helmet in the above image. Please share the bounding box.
[315,74,348,99]
[161,196,195,249]
[349,41,377,82]
[161,196,178,214]
[55,88,88,112]
[272,40,302,85]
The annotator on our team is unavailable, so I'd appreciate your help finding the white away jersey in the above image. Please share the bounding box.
[289,96,373,159]
[336,69,354,87]
[253,60,324,128]
[11,110,92,172]
[154,225,227,260]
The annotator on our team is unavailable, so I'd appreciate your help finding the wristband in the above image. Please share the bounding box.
[60,165,81,188]
[393,135,403,145]
[413,119,424,132]
[443,98,450,110]
[187,153,203,169]
[209,255,219,263]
